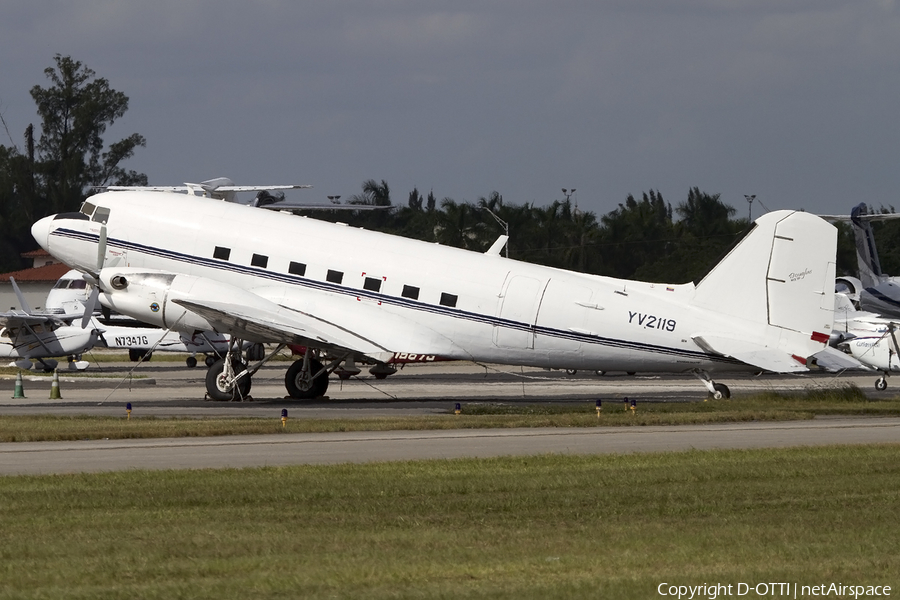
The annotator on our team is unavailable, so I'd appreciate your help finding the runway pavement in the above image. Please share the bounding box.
[1,417,898,475]
[1,360,897,475]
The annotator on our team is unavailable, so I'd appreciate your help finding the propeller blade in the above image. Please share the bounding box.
[9,277,33,313]
[81,285,100,329]
[96,224,108,272]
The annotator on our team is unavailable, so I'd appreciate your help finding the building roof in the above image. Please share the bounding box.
[0,262,71,282]
[21,249,52,259]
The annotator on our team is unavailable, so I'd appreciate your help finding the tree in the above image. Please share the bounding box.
[350,179,392,206]
[29,54,147,216]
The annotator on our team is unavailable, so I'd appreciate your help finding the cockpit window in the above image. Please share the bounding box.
[69,279,87,289]
[80,202,96,217]
[92,207,110,224]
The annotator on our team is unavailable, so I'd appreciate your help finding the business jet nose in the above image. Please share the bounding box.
[31,215,55,252]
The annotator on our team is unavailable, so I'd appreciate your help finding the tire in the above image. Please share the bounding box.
[284,358,329,399]
[246,343,265,362]
[565,369,577,375]
[204,354,217,368]
[712,382,731,399]
[875,378,888,391]
[185,356,198,368]
[205,358,252,401]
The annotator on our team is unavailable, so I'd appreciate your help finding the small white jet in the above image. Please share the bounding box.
[826,203,900,317]
[31,190,837,401]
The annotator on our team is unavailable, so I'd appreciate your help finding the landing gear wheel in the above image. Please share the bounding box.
[205,358,252,401]
[128,348,149,362]
[204,354,217,368]
[875,377,888,391]
[285,358,329,399]
[373,372,389,380]
[566,369,577,375]
[246,343,265,362]
[186,356,198,368]
[712,382,731,400]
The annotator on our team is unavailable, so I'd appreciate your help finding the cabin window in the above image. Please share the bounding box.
[327,269,343,284]
[289,261,306,276]
[401,285,419,300]
[213,246,231,261]
[440,292,458,307]
[92,207,110,224]
[251,253,268,268]
[363,277,382,292]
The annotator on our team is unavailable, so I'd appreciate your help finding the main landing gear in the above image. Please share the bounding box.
[203,340,341,401]
[693,370,731,399]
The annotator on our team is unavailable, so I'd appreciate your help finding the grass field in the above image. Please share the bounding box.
[1,445,897,599]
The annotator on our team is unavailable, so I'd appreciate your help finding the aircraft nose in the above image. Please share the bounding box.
[31,215,54,252]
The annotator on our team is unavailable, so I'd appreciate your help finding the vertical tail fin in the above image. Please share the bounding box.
[850,203,885,287]
[692,210,836,371]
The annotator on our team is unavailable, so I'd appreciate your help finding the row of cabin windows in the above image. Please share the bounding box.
[212,246,458,308]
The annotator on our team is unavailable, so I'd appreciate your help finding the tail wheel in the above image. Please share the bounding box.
[205,358,252,401]
[285,358,329,399]
[712,382,731,399]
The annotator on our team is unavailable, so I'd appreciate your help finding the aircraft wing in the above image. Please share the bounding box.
[172,298,394,360]
[692,334,811,372]
[104,184,312,193]
[0,311,64,329]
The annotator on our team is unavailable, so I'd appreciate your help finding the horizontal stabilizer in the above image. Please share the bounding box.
[692,334,808,372]
[809,346,868,372]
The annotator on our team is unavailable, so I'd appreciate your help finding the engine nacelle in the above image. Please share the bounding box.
[97,268,272,333]
[835,276,862,303]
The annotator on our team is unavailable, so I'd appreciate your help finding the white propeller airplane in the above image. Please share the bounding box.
[31,190,837,401]
[102,177,387,213]
[0,278,101,371]
[829,291,900,390]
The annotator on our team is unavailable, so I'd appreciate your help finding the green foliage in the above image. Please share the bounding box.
[0,54,146,271]
[329,184,781,283]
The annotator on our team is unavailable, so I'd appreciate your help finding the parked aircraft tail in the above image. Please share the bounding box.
[691,210,836,371]
[850,203,885,288]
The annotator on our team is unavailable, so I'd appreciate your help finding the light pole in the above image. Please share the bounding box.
[745,195,756,221]
[480,206,509,258]
[563,188,579,214]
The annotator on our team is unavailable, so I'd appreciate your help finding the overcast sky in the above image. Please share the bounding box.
[2,1,899,219]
